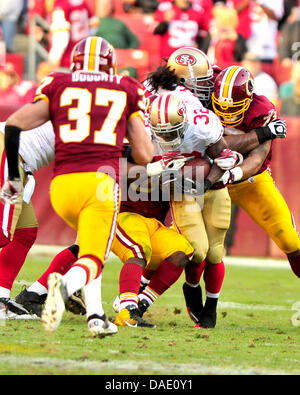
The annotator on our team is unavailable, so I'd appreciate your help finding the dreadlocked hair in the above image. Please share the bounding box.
[146,64,180,92]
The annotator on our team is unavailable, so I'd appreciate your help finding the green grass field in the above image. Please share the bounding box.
[0,252,300,375]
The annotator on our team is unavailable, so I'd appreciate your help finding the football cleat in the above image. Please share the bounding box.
[0,297,38,320]
[65,290,86,316]
[41,273,67,332]
[137,298,150,317]
[0,297,9,310]
[87,314,118,338]
[115,304,156,328]
[197,298,217,329]
[112,295,120,313]
[15,288,47,317]
[182,282,203,324]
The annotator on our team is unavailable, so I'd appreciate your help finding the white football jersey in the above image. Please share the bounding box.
[0,121,55,171]
[181,105,224,157]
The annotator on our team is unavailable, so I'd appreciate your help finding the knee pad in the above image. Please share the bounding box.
[191,237,209,264]
[206,242,225,264]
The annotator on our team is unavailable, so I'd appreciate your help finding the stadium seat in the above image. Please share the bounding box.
[114,13,160,69]
[5,53,24,79]
[116,48,150,81]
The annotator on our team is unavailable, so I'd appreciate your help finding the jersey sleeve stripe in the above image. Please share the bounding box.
[33,94,49,105]
[128,111,144,121]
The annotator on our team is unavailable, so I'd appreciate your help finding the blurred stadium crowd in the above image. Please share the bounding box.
[0,0,299,117]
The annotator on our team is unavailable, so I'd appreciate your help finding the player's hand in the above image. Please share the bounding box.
[255,119,287,143]
[266,119,287,139]
[0,179,22,205]
[221,167,243,185]
[214,149,243,170]
[146,157,187,177]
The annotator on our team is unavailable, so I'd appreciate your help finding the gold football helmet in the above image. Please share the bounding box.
[149,93,187,151]
[212,65,254,127]
[167,47,214,105]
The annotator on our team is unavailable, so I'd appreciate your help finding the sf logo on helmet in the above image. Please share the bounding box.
[178,106,185,116]
[175,54,196,66]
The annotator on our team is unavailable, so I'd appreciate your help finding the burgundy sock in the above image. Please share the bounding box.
[288,254,300,278]
[147,259,183,295]
[38,245,78,288]
[119,262,143,297]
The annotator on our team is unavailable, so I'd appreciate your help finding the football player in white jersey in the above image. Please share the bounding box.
[142,48,236,327]
[142,47,286,328]
[0,121,54,317]
[0,122,86,323]
[135,91,242,326]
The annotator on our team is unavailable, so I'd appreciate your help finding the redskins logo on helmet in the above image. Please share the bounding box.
[70,36,116,74]
[149,93,187,151]
[167,47,214,105]
[212,66,254,127]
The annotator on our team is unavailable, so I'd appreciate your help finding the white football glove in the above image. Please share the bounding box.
[266,119,287,139]
[0,179,22,205]
[221,167,243,185]
[146,157,187,177]
[214,149,243,170]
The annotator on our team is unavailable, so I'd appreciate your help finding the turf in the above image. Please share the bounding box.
[0,253,300,375]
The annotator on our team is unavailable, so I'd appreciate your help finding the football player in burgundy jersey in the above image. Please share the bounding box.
[1,36,153,337]
[212,65,300,279]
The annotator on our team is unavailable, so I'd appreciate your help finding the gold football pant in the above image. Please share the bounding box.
[111,212,194,270]
[0,133,38,245]
[171,188,232,264]
[228,170,300,254]
[50,172,120,273]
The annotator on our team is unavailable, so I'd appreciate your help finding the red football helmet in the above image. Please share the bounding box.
[212,66,254,127]
[70,36,116,74]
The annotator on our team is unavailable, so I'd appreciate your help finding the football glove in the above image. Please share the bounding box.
[214,149,243,171]
[221,167,243,185]
[146,156,187,177]
[0,179,22,205]
[255,119,287,144]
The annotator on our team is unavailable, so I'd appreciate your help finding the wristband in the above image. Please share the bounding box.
[254,126,273,144]
[4,124,22,180]
[123,145,135,164]
[204,179,212,193]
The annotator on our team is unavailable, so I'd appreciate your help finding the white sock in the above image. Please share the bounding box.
[206,291,220,298]
[185,281,200,288]
[84,275,105,318]
[0,286,10,299]
[27,281,48,296]
[63,266,87,297]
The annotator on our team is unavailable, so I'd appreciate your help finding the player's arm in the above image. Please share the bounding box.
[4,100,50,181]
[48,8,70,67]
[224,119,287,155]
[126,116,154,165]
[221,141,271,185]
[238,141,271,180]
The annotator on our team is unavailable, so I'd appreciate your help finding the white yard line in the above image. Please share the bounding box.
[0,355,298,375]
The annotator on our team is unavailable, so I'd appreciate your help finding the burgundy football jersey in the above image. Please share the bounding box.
[225,93,277,176]
[34,71,146,181]
[119,176,170,224]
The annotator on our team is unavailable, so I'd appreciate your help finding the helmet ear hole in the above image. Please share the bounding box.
[180,78,185,84]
